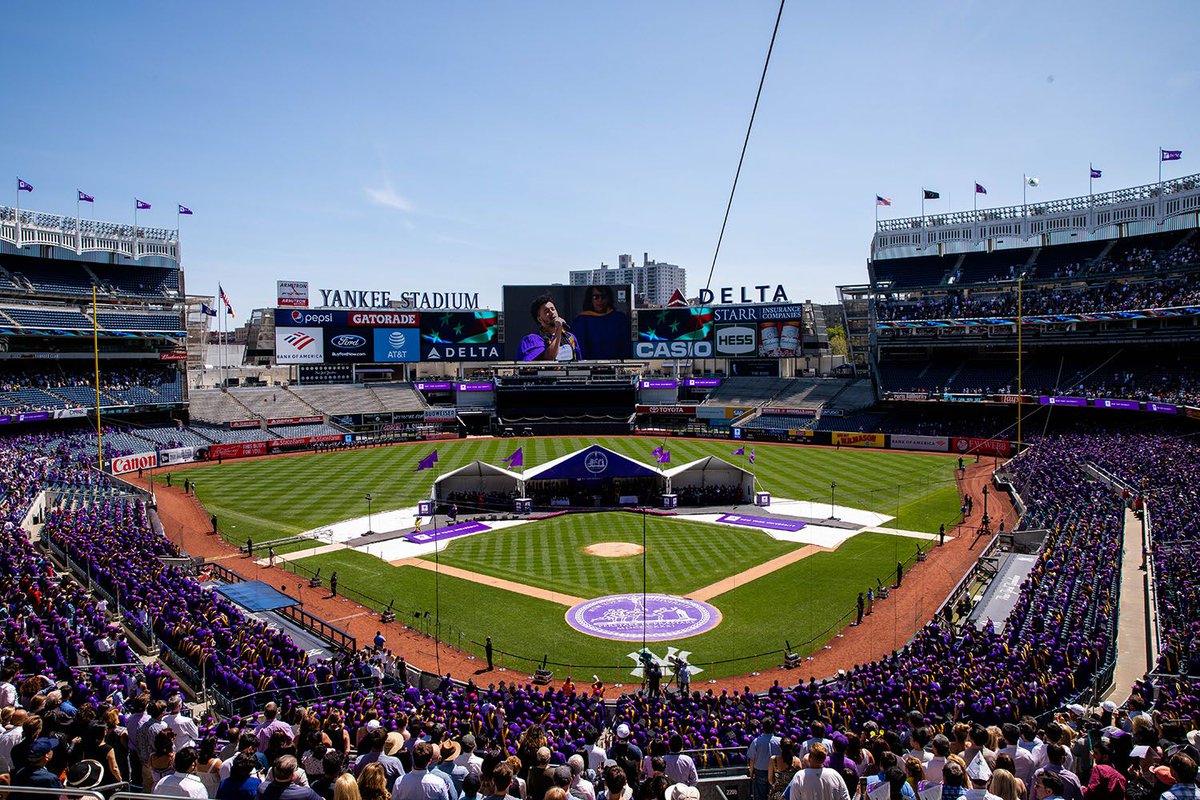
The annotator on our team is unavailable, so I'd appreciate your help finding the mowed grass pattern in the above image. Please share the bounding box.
[431,514,797,598]
[169,437,962,547]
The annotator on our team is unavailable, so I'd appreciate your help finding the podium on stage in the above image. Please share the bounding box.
[514,497,532,514]
[417,500,434,516]
[661,494,678,510]
[755,492,771,507]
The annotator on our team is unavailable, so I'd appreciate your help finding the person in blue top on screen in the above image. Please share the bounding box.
[572,285,630,359]
[520,293,581,361]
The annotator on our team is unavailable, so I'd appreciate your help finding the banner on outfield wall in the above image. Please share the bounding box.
[112,452,159,474]
[423,408,458,421]
[159,447,197,466]
[267,416,323,426]
[890,434,950,452]
[635,405,697,417]
[229,419,261,429]
[951,437,1013,457]
[208,434,345,460]
[52,408,89,419]
[832,431,885,448]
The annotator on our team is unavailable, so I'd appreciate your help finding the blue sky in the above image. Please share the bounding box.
[3,1,1196,313]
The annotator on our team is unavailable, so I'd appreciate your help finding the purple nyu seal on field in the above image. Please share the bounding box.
[565,593,722,641]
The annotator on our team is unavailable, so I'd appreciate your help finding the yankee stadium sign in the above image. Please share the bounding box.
[317,288,480,310]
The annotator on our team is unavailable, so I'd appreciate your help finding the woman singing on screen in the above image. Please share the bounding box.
[520,293,582,361]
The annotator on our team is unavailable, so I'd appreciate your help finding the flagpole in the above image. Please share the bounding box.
[1089,165,1094,198]
[93,286,103,471]
[1159,148,1163,185]
[1023,175,1027,212]
[14,180,20,244]
[134,200,139,261]
[76,194,81,255]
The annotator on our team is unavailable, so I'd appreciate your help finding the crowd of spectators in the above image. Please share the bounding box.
[877,276,1200,323]
[0,365,176,394]
[0,427,1196,800]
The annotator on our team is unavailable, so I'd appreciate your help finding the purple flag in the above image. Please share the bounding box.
[652,445,665,459]
[748,448,756,465]
[655,449,671,464]
[178,205,193,215]
[502,447,524,468]
[975,183,987,194]
[78,190,94,203]
[416,449,439,472]
[1090,167,1102,179]
[732,446,745,456]
[17,179,32,192]
[135,198,151,210]
[1161,149,1182,162]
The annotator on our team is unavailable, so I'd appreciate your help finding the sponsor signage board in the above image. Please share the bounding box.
[714,323,757,357]
[1147,402,1177,414]
[229,419,260,429]
[635,404,697,417]
[267,416,323,426]
[52,408,89,419]
[634,307,714,359]
[277,280,309,307]
[419,310,502,361]
[697,285,791,305]
[761,407,817,416]
[414,381,454,391]
[890,434,949,452]
[711,303,806,322]
[684,377,722,388]
[952,437,1013,457]
[372,328,421,362]
[159,447,197,466]
[638,380,678,389]
[158,351,188,361]
[113,452,158,474]
[502,284,633,361]
[274,309,420,327]
[275,327,325,364]
[323,328,371,362]
[424,408,458,421]
[455,382,493,392]
[890,391,931,401]
[831,431,885,448]
[1039,395,1087,407]
[1095,398,1140,411]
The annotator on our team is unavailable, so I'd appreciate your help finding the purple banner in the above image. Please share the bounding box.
[455,382,493,392]
[1039,396,1087,407]
[1147,402,1178,415]
[639,380,678,389]
[1095,398,1140,411]
[0,416,9,425]
[685,378,722,388]
[715,513,807,532]
[414,381,453,391]
[404,520,491,544]
[19,412,49,422]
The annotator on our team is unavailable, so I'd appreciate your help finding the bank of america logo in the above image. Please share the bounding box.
[285,332,316,350]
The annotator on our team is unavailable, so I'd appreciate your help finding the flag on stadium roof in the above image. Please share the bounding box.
[416,449,439,471]
[78,190,94,203]
[922,189,939,200]
[1161,149,1182,162]
[17,179,32,192]
[1090,167,1102,179]
[875,195,892,206]
[502,447,524,468]
[975,183,987,195]
[219,284,235,317]
[1025,176,1040,187]
[178,205,193,215]
[732,446,745,456]
[135,198,151,210]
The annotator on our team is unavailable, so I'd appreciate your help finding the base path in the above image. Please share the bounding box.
[390,557,587,606]
[690,544,831,602]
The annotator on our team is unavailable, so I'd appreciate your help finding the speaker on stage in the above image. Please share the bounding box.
[755,492,771,507]
[514,498,532,514]
[417,500,434,517]
[661,494,678,510]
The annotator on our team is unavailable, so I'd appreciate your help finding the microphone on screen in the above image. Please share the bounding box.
[555,317,570,331]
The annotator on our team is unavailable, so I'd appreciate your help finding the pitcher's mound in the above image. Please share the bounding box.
[584,542,645,558]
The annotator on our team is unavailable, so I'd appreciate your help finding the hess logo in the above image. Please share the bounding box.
[716,325,756,354]
[330,334,366,349]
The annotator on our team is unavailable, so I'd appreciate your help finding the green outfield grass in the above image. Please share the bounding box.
[160,437,962,679]
[164,437,962,548]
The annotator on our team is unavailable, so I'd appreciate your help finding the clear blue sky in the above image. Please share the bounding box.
[3,1,1196,313]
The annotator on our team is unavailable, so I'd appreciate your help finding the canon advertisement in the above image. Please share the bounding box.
[502,285,633,361]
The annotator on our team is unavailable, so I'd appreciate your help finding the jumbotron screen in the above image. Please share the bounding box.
[501,284,633,362]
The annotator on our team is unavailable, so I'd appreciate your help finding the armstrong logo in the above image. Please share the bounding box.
[584,450,609,474]
[330,334,366,349]
[285,332,316,350]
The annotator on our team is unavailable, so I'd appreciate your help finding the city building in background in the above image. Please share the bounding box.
[569,252,686,306]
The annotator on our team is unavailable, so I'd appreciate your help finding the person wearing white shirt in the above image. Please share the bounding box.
[391,742,451,800]
[999,724,1036,787]
[0,709,29,773]
[923,735,951,785]
[155,746,210,799]
[0,665,18,709]
[665,734,698,787]
[164,697,200,752]
[786,744,850,800]
[906,728,933,766]
[567,755,596,800]
[1031,725,1073,774]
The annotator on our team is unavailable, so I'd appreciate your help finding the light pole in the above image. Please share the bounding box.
[980,485,990,529]
[365,493,373,534]
[830,481,838,520]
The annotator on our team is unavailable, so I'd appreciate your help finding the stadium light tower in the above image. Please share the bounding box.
[365,493,374,534]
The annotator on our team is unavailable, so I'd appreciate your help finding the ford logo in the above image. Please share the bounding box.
[331,335,366,348]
